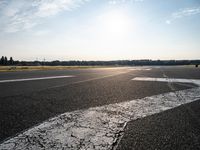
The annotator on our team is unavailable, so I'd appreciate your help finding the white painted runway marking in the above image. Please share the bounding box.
[129,68,152,71]
[1,78,200,149]
[0,76,75,83]
[132,77,200,86]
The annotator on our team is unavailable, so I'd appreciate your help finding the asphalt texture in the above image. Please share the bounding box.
[0,66,199,148]
[116,99,200,150]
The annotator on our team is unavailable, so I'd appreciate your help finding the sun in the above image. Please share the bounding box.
[98,9,132,35]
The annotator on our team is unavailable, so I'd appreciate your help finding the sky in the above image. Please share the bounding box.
[0,0,200,61]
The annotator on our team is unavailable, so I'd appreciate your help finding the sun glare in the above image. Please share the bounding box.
[97,9,133,35]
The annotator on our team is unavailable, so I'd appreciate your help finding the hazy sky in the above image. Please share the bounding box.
[0,0,200,61]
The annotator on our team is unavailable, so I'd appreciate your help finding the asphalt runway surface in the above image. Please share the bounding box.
[116,99,200,150]
[0,66,200,149]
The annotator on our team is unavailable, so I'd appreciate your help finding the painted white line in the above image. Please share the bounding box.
[132,77,200,86]
[129,68,152,71]
[0,76,75,83]
[1,79,200,149]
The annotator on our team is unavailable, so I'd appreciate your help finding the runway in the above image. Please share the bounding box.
[0,66,200,149]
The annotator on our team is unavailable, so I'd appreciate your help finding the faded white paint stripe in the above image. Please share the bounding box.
[0,76,74,83]
[132,77,200,86]
[129,68,152,71]
[1,87,200,149]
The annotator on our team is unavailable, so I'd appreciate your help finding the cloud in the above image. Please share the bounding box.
[0,0,89,33]
[108,0,143,5]
[166,7,200,24]
[0,0,7,6]
[35,0,89,17]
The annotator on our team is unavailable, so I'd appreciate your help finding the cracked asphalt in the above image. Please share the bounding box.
[0,66,200,149]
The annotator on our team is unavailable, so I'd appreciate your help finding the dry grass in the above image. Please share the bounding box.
[0,66,110,72]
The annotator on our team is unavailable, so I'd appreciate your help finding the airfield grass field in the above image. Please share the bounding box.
[0,65,112,72]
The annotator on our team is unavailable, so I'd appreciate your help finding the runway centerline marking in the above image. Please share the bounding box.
[0,75,75,83]
[1,77,200,149]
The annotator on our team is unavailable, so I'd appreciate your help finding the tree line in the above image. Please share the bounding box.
[0,56,199,66]
[0,56,14,65]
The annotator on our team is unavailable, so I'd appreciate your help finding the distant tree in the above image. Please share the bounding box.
[9,57,14,65]
[0,56,5,65]
[4,56,8,65]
